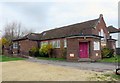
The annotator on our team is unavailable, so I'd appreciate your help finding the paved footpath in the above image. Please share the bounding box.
[26,58,118,72]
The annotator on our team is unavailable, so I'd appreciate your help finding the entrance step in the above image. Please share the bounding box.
[78,58,94,62]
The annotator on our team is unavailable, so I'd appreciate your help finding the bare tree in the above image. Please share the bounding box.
[3,22,34,44]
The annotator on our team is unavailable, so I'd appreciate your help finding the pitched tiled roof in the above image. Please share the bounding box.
[107,26,120,33]
[40,18,99,40]
[13,18,101,41]
[13,33,41,41]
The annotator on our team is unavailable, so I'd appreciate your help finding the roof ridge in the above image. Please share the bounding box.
[42,18,99,34]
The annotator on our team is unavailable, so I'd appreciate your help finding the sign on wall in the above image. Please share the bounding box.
[94,41,100,50]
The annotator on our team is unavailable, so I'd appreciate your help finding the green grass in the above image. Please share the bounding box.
[111,74,120,80]
[104,73,120,81]
[0,55,25,62]
[98,56,120,63]
[37,57,66,61]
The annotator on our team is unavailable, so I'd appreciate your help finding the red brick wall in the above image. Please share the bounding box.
[67,38,79,61]
[92,17,109,38]
[19,39,38,55]
[41,38,67,58]
[67,37,101,61]
[90,38,102,60]
[13,39,38,55]
[107,40,116,54]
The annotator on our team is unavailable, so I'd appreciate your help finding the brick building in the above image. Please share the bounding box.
[11,14,119,61]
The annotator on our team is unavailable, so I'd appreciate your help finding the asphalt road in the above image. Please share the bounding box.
[27,57,118,72]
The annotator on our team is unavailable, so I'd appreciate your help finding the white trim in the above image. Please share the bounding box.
[64,39,67,48]
[94,41,100,50]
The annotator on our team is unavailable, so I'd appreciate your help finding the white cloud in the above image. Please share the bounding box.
[45,0,118,30]
[0,0,119,44]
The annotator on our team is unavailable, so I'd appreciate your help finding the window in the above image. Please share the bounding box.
[99,31,101,36]
[99,29,107,46]
[94,41,100,50]
[50,40,60,48]
[13,42,18,49]
[64,39,67,48]
[41,41,48,46]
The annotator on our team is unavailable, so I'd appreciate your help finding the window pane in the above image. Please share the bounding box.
[13,42,18,49]
[94,41,100,50]
[41,41,48,46]
[64,39,67,48]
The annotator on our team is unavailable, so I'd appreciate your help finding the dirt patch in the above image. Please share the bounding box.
[1,60,116,81]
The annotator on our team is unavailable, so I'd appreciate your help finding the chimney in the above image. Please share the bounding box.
[98,14,103,22]
[99,14,103,18]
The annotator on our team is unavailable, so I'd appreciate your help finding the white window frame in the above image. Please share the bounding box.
[56,40,60,48]
[13,42,18,49]
[100,29,107,46]
[50,40,60,48]
[94,41,100,50]
[64,39,67,48]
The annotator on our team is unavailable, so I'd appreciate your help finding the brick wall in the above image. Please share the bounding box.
[13,39,38,55]
[42,38,67,58]
[67,37,101,61]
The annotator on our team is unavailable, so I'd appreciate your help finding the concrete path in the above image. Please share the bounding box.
[26,58,118,72]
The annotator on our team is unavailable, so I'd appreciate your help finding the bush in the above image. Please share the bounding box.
[29,47,39,57]
[101,47,114,58]
[39,44,53,57]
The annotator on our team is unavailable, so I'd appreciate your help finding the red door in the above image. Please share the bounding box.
[79,42,89,58]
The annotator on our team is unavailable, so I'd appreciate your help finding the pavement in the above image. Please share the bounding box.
[26,57,118,72]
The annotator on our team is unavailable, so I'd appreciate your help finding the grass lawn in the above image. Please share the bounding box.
[37,57,66,61]
[98,56,120,63]
[0,55,25,62]
[104,73,120,81]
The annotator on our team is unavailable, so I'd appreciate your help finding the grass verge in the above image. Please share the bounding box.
[98,56,120,63]
[0,55,25,62]
[104,73,120,81]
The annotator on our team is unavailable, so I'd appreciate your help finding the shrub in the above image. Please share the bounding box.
[101,47,114,58]
[29,47,39,57]
[39,44,53,57]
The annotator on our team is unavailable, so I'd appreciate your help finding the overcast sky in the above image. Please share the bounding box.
[0,0,119,47]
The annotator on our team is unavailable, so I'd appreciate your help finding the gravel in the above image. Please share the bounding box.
[26,57,117,72]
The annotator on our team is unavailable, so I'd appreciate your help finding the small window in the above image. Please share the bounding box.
[41,41,48,46]
[64,39,67,48]
[56,40,60,48]
[13,42,18,49]
[94,41,100,50]
[50,40,60,48]
[99,31,101,36]
[101,29,104,36]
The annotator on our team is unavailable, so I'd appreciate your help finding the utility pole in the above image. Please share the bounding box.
[118,32,120,48]
[116,2,120,75]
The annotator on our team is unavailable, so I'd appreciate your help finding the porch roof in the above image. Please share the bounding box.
[107,26,120,33]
